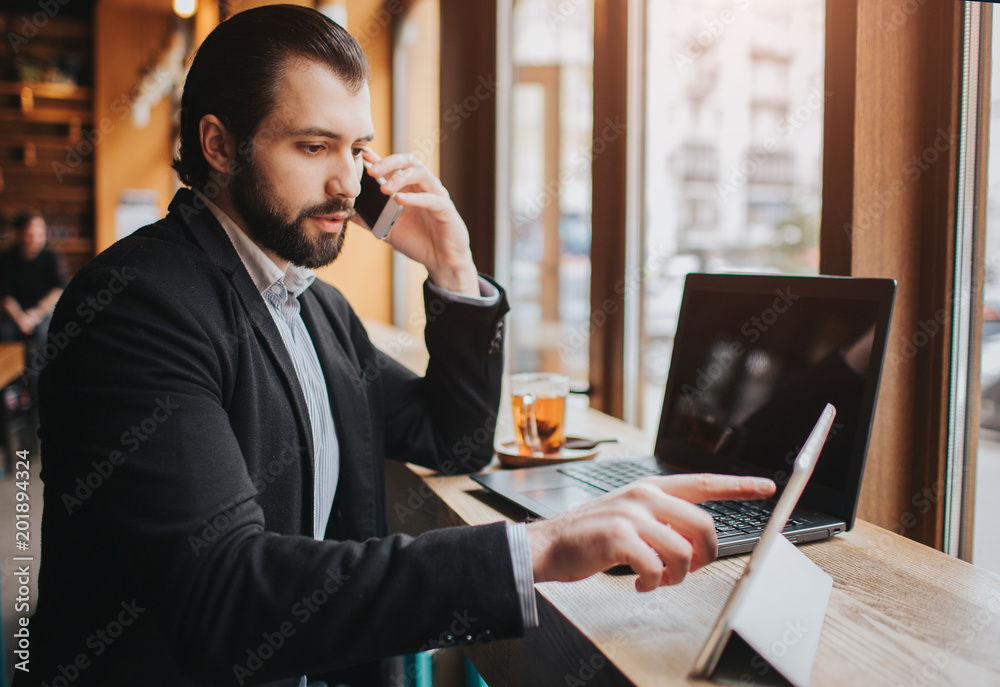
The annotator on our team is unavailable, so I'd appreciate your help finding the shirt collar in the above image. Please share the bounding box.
[193,189,316,298]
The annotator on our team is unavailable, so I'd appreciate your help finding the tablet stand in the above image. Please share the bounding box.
[701,535,832,687]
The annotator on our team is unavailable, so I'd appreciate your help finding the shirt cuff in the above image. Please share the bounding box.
[425,276,501,307]
[505,522,539,628]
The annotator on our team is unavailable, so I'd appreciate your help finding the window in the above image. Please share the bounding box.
[501,0,594,386]
[971,4,999,576]
[638,0,825,430]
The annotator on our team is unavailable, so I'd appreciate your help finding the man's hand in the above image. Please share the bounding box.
[526,474,776,592]
[15,312,37,336]
[361,149,480,296]
[3,296,37,336]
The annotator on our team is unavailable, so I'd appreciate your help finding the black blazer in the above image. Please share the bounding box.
[19,189,523,687]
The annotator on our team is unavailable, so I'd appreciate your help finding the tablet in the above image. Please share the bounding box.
[691,403,836,681]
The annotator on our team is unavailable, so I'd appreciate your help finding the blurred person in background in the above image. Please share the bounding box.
[0,208,64,347]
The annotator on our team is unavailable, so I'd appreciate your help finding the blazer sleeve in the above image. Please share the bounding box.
[373,276,509,473]
[36,249,523,685]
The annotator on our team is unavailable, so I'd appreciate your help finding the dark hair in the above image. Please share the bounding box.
[13,209,43,232]
[172,4,370,189]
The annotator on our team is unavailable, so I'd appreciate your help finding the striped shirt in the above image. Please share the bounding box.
[197,192,339,540]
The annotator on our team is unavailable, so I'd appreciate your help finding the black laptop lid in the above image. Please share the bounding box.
[653,273,896,529]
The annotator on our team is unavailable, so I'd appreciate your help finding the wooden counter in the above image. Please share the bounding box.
[386,409,1000,687]
[0,342,24,388]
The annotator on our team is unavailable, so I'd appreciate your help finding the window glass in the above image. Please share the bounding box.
[640,0,826,430]
[392,0,439,336]
[505,0,594,387]
[971,9,1000,576]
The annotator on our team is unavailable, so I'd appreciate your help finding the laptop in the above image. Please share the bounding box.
[473,272,896,556]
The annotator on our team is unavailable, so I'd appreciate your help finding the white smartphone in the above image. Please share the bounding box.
[353,160,402,240]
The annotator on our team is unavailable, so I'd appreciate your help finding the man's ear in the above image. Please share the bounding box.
[199,114,237,175]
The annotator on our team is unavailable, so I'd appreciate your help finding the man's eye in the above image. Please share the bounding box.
[300,144,325,155]
[352,148,364,158]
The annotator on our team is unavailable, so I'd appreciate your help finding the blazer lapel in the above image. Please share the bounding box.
[165,190,317,479]
[299,292,378,541]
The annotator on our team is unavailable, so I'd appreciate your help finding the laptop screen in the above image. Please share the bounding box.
[653,273,895,527]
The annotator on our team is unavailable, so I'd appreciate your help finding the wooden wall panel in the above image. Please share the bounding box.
[94,1,176,252]
[0,12,94,276]
[821,0,962,547]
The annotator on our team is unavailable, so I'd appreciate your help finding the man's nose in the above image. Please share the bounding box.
[326,155,362,199]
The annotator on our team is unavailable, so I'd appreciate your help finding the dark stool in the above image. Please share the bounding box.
[1,378,37,476]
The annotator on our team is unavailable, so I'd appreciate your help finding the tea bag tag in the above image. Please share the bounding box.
[521,393,543,455]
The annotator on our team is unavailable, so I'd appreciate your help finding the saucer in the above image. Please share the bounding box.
[495,436,600,468]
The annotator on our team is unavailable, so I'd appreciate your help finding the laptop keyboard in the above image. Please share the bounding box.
[700,500,804,536]
[557,460,805,537]
[558,460,662,491]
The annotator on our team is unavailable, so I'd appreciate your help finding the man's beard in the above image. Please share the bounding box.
[230,152,352,269]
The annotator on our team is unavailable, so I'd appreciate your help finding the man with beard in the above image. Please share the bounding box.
[20,6,774,687]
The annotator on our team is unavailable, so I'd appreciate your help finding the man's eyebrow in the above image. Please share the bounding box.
[288,127,375,144]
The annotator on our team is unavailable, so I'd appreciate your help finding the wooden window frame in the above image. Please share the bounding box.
[439,0,498,274]
[588,0,630,417]
[822,0,969,550]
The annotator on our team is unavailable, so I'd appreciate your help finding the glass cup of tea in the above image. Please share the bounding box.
[510,372,569,456]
